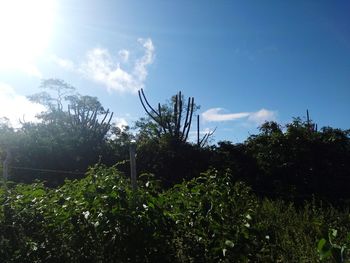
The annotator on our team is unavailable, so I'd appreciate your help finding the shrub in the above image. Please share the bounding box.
[1,166,349,262]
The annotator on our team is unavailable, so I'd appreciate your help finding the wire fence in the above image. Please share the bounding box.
[1,164,349,200]
[0,165,86,176]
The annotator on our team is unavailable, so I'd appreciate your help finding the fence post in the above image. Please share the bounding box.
[129,142,137,191]
[3,149,11,181]
[197,114,200,146]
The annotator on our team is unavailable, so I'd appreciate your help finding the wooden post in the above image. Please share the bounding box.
[3,149,10,181]
[2,149,10,189]
[197,115,200,146]
[129,142,137,191]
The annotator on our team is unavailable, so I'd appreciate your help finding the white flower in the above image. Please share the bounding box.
[82,211,90,220]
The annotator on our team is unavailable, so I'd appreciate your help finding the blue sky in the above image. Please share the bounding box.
[0,0,349,142]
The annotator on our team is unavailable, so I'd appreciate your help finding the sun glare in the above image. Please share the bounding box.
[0,0,56,75]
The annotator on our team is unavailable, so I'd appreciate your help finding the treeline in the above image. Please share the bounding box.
[1,79,350,204]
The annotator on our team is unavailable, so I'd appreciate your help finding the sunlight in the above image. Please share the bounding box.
[0,0,56,75]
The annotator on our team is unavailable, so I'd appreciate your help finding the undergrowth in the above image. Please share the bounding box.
[0,165,349,262]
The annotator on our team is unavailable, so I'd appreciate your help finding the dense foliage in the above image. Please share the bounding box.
[1,81,350,261]
[0,80,125,185]
[1,166,349,262]
[1,81,349,204]
[244,120,350,202]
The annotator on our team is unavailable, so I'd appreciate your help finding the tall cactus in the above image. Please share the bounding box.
[67,95,113,141]
[306,109,317,133]
[138,88,214,145]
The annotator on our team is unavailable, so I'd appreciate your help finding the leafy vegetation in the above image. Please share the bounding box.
[0,79,123,185]
[1,166,349,262]
[244,120,350,202]
[1,80,350,261]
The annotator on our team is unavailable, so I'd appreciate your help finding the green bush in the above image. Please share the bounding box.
[1,166,349,262]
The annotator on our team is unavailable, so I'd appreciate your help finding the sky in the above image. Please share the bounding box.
[0,0,349,143]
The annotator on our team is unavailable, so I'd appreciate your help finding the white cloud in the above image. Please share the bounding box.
[202,108,250,122]
[187,127,216,144]
[248,108,277,125]
[133,38,155,82]
[0,61,42,78]
[50,55,75,70]
[54,38,155,94]
[189,127,216,136]
[118,49,130,63]
[0,83,45,127]
[80,48,135,93]
[202,127,215,135]
[114,117,128,130]
[202,107,277,125]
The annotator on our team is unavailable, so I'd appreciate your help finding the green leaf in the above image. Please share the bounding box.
[331,229,338,238]
[318,238,326,251]
[317,238,332,260]
[225,240,235,248]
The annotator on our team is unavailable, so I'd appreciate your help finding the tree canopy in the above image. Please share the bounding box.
[0,79,350,203]
[1,79,119,185]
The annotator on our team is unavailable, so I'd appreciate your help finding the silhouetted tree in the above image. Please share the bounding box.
[4,79,116,185]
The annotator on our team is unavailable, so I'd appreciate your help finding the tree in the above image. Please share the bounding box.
[66,94,113,143]
[0,118,15,180]
[6,79,116,185]
[27,79,75,123]
[245,117,350,202]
